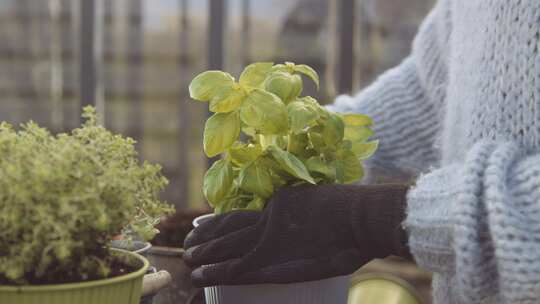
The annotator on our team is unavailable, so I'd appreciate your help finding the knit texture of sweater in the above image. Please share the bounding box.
[327,1,540,303]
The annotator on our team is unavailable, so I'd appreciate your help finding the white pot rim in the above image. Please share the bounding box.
[192,213,214,228]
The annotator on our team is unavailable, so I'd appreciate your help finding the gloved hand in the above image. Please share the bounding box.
[183,184,411,287]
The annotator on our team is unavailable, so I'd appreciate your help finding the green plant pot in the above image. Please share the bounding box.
[348,273,423,304]
[0,248,149,304]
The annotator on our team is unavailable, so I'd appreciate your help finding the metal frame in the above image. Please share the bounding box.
[337,0,355,94]
[126,0,144,142]
[79,0,96,110]
[206,0,227,167]
[177,0,191,209]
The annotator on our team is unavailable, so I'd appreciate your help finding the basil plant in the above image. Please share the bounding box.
[190,62,378,214]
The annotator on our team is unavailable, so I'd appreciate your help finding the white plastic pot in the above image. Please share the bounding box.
[110,240,152,256]
[193,214,350,304]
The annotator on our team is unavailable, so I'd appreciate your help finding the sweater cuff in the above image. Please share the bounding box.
[405,163,460,273]
[404,141,498,274]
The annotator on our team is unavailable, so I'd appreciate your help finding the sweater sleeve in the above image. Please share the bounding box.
[327,0,450,179]
[406,141,540,303]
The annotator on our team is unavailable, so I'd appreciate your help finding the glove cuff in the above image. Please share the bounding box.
[349,184,411,259]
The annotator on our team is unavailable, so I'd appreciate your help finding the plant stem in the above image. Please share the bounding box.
[259,134,266,148]
[286,133,292,152]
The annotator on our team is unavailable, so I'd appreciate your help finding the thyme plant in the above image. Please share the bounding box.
[0,107,173,285]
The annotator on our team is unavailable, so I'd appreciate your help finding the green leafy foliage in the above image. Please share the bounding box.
[239,162,274,198]
[264,72,303,103]
[323,112,345,145]
[209,85,246,113]
[240,89,288,135]
[268,146,315,184]
[272,61,320,89]
[287,100,319,132]
[239,62,274,87]
[0,107,173,285]
[293,64,320,89]
[189,71,234,101]
[203,159,234,206]
[189,62,378,213]
[228,143,262,166]
[204,112,241,157]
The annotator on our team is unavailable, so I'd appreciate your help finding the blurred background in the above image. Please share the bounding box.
[0,0,435,302]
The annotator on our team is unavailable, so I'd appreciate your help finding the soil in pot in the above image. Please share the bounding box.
[0,251,139,286]
[0,249,149,304]
[152,209,209,248]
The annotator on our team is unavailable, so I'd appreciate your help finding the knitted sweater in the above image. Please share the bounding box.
[328,1,540,303]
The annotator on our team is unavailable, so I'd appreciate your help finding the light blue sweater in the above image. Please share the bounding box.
[328,1,540,303]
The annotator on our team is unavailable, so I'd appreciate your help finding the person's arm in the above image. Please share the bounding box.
[328,0,450,181]
[406,142,540,303]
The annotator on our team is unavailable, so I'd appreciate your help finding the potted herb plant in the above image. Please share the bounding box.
[189,62,378,304]
[0,107,173,304]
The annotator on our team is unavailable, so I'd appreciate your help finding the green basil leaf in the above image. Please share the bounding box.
[239,162,274,198]
[259,134,287,150]
[334,160,345,184]
[344,126,374,142]
[341,139,353,150]
[293,64,320,89]
[308,130,326,152]
[335,149,364,183]
[305,156,336,180]
[242,126,257,137]
[287,132,310,156]
[189,71,234,101]
[300,96,328,118]
[204,112,240,157]
[245,196,265,211]
[257,156,290,184]
[270,172,288,188]
[215,196,243,214]
[287,101,319,132]
[264,72,303,103]
[239,62,274,87]
[209,86,246,113]
[274,135,288,150]
[269,146,315,184]
[271,63,291,73]
[322,112,345,146]
[240,89,288,134]
[228,143,263,166]
[352,140,379,160]
[342,114,373,127]
[203,159,234,206]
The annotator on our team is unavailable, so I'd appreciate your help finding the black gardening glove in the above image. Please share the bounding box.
[183,184,411,287]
